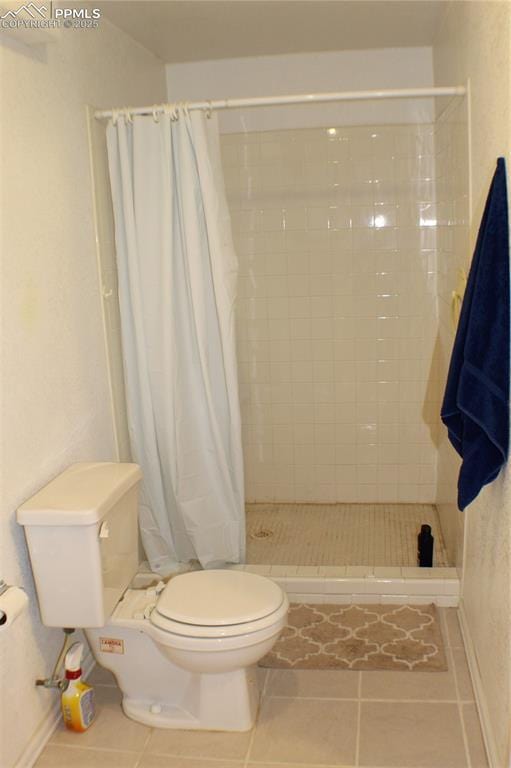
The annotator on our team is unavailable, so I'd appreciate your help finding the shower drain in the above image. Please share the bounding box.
[250,528,274,540]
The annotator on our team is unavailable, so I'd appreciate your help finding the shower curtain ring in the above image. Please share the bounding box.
[205,101,213,119]
[152,105,161,123]
[123,108,133,124]
[111,109,120,126]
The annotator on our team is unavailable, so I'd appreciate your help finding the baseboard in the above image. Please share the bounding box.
[14,649,96,768]
[458,603,501,768]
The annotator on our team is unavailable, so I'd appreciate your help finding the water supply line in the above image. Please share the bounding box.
[35,627,75,690]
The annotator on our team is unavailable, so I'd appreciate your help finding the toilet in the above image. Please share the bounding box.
[17,462,288,731]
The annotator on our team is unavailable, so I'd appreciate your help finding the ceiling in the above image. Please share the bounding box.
[97,1,445,64]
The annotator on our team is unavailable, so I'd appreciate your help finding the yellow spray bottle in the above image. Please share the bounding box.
[61,642,96,732]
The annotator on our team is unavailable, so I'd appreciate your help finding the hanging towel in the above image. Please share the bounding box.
[441,157,510,510]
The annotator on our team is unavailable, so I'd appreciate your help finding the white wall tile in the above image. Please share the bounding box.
[224,123,439,503]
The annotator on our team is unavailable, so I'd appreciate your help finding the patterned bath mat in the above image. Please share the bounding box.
[260,603,447,671]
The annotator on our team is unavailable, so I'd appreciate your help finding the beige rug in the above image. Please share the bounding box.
[261,603,447,671]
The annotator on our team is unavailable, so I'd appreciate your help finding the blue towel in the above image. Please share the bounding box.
[441,158,510,510]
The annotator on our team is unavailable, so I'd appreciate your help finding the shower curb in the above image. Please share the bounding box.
[231,564,460,607]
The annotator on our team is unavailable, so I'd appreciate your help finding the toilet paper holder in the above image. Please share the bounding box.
[0,578,29,628]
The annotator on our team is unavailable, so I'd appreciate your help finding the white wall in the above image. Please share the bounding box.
[433,3,511,765]
[166,48,435,133]
[0,24,166,768]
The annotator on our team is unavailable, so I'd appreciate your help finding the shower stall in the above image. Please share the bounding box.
[218,92,469,572]
[90,85,469,587]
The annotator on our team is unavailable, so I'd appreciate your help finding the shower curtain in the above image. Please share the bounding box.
[106,106,245,574]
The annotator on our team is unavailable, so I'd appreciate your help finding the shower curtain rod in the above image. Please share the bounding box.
[94,85,466,120]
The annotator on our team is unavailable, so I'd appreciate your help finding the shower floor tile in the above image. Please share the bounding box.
[246,503,450,567]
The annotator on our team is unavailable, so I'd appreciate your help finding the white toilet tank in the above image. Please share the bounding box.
[17,462,142,628]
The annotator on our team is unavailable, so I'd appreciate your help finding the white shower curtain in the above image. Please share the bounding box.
[106,106,245,574]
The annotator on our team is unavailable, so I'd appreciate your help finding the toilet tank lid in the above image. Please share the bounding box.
[17,463,142,526]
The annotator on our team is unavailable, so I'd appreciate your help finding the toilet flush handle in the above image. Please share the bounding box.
[99,522,110,539]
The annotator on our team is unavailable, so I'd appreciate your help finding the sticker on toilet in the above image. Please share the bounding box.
[99,637,124,654]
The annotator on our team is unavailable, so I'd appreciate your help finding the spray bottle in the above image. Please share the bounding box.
[61,642,96,732]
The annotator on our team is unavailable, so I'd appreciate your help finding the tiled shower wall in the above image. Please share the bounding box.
[434,103,469,564]
[221,124,440,504]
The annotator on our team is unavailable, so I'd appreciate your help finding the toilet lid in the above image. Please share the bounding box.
[154,569,284,626]
[150,593,289,639]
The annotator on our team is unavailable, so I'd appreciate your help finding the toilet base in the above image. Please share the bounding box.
[86,624,262,732]
[121,667,260,731]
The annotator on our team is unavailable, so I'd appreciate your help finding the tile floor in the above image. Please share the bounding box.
[246,504,450,567]
[36,610,487,768]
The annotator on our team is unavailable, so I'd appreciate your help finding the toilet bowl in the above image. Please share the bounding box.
[16,463,289,732]
[148,569,289,673]
[86,569,288,730]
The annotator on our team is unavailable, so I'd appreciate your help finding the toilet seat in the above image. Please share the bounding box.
[150,569,287,638]
[151,599,288,638]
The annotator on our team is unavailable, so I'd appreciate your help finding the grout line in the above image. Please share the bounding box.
[244,730,257,767]
[244,760,420,767]
[145,752,244,764]
[438,605,449,646]
[459,704,474,768]
[137,725,154,764]
[355,671,362,767]
[450,645,472,768]
[243,670,268,767]
[264,694,461,704]
[45,743,148,753]
[261,668,270,697]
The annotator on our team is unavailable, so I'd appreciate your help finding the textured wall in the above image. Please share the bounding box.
[433,2,511,764]
[222,123,440,504]
[0,24,165,768]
